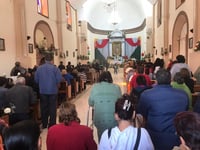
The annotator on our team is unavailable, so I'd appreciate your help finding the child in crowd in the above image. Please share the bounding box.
[113,63,118,74]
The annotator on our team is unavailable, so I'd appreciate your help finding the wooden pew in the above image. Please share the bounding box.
[79,79,85,91]
[71,78,79,98]
[194,84,200,92]
[86,72,94,84]
[58,81,72,101]
[30,101,41,124]
[67,85,72,100]
[192,92,199,107]
[192,84,200,107]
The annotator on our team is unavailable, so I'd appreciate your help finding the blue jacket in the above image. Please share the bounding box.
[138,84,189,150]
[35,62,62,94]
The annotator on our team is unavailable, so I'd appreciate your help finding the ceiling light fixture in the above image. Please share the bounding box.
[102,0,120,26]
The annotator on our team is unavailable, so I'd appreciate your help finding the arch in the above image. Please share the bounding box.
[172,11,189,62]
[33,20,54,65]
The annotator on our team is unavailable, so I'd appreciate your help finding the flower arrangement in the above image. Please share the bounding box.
[194,40,200,51]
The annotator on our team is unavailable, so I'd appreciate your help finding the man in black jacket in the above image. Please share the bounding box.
[5,77,37,125]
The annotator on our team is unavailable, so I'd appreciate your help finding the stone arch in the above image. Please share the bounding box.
[172,11,189,62]
[33,20,54,65]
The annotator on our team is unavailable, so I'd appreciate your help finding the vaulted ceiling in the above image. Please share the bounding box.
[69,0,156,30]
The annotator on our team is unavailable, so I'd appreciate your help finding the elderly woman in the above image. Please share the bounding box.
[47,102,97,150]
[173,111,200,150]
[88,71,122,141]
[99,94,154,150]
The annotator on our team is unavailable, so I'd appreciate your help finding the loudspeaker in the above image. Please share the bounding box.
[27,36,31,40]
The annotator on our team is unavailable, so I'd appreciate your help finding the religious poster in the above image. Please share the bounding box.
[112,42,122,57]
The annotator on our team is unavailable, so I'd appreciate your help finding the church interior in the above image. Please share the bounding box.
[1,0,200,149]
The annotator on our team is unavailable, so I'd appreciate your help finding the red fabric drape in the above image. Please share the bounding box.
[95,39,109,48]
[125,38,141,46]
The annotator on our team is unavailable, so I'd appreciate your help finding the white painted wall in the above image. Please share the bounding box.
[0,0,78,76]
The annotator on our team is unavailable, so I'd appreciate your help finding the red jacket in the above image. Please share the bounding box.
[47,122,97,150]
[130,74,152,89]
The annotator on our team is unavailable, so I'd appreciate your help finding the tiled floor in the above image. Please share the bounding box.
[41,68,126,150]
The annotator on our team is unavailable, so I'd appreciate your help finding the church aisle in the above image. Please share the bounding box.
[41,67,126,149]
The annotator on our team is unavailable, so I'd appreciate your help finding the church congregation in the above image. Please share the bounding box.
[0,53,199,150]
[1,0,200,150]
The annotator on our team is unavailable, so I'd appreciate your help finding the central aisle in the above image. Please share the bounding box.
[41,67,126,149]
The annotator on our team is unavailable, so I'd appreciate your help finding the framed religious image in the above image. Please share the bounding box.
[0,38,5,51]
[189,37,193,49]
[112,42,122,57]
[28,43,33,53]
[66,50,68,57]
[169,44,172,52]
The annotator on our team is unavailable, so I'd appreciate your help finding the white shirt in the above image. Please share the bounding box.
[99,126,154,150]
[170,63,191,79]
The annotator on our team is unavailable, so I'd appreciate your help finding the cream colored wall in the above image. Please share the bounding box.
[0,1,16,76]
[59,0,78,67]
[146,17,153,55]
[168,0,198,73]
[25,0,60,67]
[168,0,194,48]
[153,0,199,73]
[153,1,164,59]
[0,0,78,76]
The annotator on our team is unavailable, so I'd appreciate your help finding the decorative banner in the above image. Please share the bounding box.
[95,39,109,48]
[125,37,141,59]
[94,37,141,61]
[125,37,141,46]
